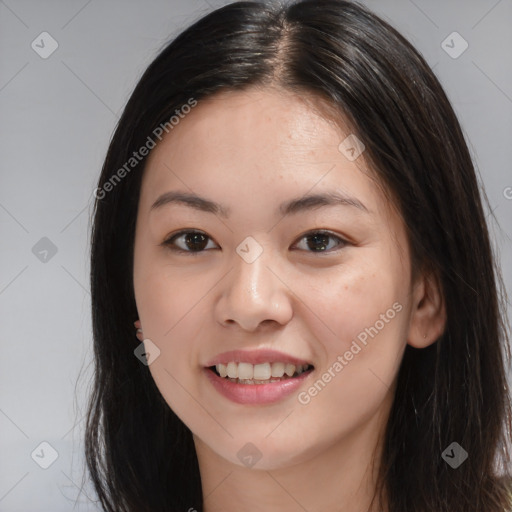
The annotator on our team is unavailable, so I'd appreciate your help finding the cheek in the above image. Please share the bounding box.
[133,248,214,419]
[299,255,406,354]
[134,236,207,338]
[134,261,207,368]
[134,290,208,434]
[292,256,408,406]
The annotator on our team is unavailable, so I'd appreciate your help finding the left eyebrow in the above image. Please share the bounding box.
[150,190,371,219]
[279,191,370,216]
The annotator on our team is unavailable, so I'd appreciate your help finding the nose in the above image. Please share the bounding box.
[215,245,293,332]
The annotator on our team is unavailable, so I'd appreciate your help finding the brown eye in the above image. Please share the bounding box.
[293,231,347,253]
[163,230,218,254]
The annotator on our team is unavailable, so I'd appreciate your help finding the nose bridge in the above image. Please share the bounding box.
[218,236,293,329]
[231,237,275,305]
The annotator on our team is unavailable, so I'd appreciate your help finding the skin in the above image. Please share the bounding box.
[133,86,446,512]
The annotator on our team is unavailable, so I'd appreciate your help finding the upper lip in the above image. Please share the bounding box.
[205,349,313,367]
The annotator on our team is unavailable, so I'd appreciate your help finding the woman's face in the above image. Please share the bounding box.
[133,87,421,470]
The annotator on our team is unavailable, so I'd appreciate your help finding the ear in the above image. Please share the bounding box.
[134,319,144,341]
[407,268,446,348]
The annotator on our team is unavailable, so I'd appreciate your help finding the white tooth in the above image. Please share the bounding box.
[217,363,228,378]
[227,362,238,378]
[238,362,253,380]
[253,362,271,380]
[271,362,285,378]
[296,365,304,375]
[284,363,296,377]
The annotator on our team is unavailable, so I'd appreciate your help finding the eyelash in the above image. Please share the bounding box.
[161,229,349,256]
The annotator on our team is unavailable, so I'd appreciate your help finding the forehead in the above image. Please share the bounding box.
[140,87,397,224]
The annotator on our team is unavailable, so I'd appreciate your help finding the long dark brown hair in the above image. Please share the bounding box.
[85,1,512,510]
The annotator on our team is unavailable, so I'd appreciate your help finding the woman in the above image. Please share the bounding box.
[86,1,512,510]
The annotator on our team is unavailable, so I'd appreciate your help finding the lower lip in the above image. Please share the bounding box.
[204,367,313,405]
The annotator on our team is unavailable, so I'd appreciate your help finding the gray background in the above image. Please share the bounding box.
[1,0,511,510]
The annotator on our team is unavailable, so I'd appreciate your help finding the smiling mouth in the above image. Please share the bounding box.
[208,362,314,385]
